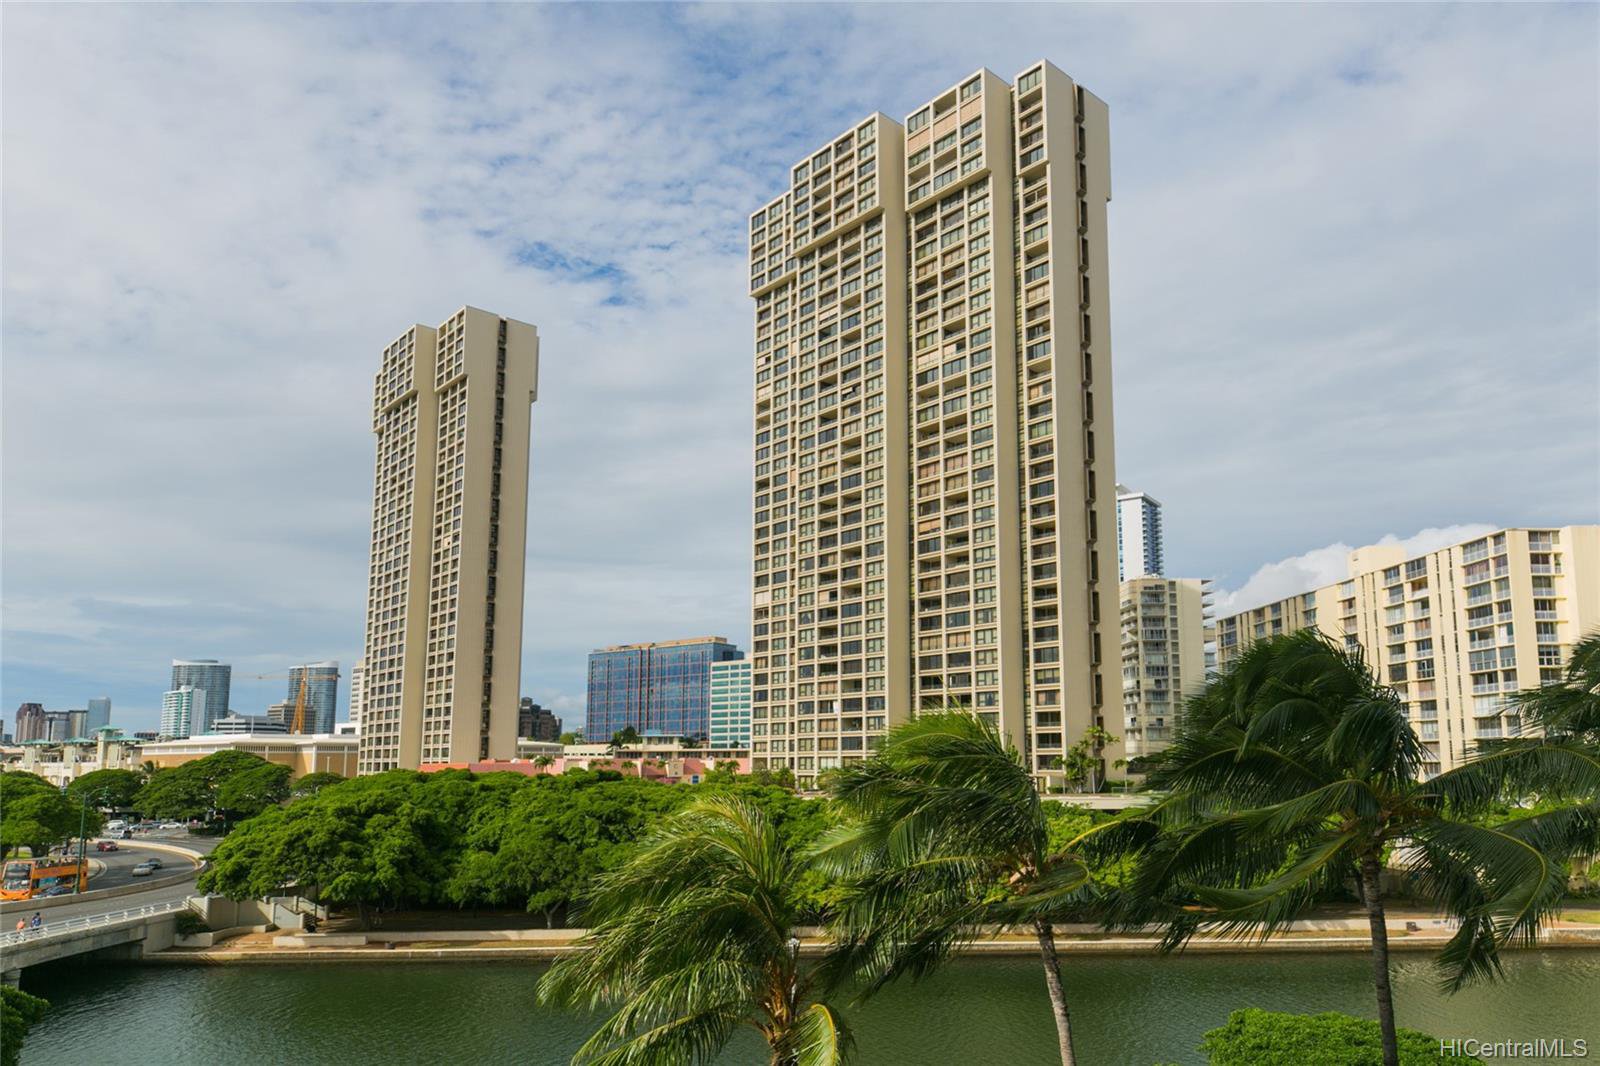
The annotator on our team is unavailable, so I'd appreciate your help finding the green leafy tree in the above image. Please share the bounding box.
[1,773,91,856]
[609,726,642,751]
[1057,726,1119,793]
[1124,631,1586,1066]
[216,762,291,824]
[1199,1009,1484,1065]
[2,986,49,1066]
[290,771,345,801]
[818,713,1108,1066]
[538,796,854,1065]
[135,750,287,825]
[66,768,145,810]
[559,731,581,745]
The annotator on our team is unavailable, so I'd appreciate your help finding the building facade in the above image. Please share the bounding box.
[12,704,45,743]
[214,713,289,735]
[286,661,340,734]
[585,638,743,741]
[359,307,540,774]
[1119,576,1208,760]
[160,686,205,738]
[86,697,112,733]
[43,712,70,743]
[1213,526,1600,775]
[517,698,562,742]
[1116,485,1163,581]
[709,659,754,749]
[348,658,365,729]
[67,710,88,738]
[171,660,231,734]
[746,61,1117,787]
[141,732,358,779]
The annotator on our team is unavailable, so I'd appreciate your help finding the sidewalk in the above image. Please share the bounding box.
[146,914,1600,966]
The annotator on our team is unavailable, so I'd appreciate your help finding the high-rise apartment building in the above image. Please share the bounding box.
[747,62,1117,787]
[518,698,562,741]
[13,704,46,742]
[1214,526,1600,775]
[585,638,743,741]
[1116,485,1163,580]
[67,709,88,738]
[160,686,205,738]
[1119,576,1208,760]
[86,697,112,733]
[286,661,340,734]
[171,660,231,734]
[358,307,539,774]
[348,658,365,727]
[709,659,754,749]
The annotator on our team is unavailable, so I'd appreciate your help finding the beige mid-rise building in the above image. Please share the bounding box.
[359,307,539,773]
[1120,576,1209,760]
[747,62,1117,789]
[1213,526,1600,775]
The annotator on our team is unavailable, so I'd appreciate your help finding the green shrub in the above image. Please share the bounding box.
[2,986,49,1066]
[1201,1009,1483,1065]
[173,910,210,936]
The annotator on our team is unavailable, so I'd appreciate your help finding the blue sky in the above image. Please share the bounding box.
[3,3,1596,734]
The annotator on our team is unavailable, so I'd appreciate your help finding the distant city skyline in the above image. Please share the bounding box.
[4,6,1595,734]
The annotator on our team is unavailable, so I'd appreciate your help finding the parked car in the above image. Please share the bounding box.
[158,822,182,830]
[130,863,155,877]
[120,829,133,839]
[96,841,119,852]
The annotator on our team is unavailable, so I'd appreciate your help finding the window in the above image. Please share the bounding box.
[908,109,930,133]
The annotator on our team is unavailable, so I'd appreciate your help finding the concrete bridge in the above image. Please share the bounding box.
[1,900,188,983]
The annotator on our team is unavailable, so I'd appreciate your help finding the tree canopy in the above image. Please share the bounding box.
[134,750,289,825]
[199,767,836,928]
[66,768,145,810]
[2,772,100,855]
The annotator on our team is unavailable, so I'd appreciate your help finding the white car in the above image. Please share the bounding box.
[158,822,182,830]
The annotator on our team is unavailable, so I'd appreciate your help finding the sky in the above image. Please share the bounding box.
[3,4,1596,734]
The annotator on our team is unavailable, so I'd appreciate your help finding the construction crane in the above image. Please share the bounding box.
[244,671,313,734]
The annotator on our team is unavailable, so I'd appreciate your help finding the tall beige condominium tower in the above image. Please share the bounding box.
[1119,576,1210,761]
[359,307,539,773]
[747,62,1117,789]
[1213,526,1600,775]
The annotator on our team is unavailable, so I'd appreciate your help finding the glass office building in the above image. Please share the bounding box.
[585,637,743,741]
[709,659,754,748]
[287,661,340,734]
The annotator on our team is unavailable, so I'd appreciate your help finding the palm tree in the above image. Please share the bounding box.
[1124,630,1584,1066]
[533,754,555,772]
[537,796,853,1065]
[818,712,1105,1066]
[1508,629,1600,743]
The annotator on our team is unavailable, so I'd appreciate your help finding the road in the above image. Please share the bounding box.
[8,832,215,924]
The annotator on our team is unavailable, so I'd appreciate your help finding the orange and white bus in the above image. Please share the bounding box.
[1,857,88,900]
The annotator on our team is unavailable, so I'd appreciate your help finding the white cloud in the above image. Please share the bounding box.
[2,5,1595,731]
[1213,523,1500,615]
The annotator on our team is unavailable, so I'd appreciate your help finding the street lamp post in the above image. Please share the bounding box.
[60,785,107,895]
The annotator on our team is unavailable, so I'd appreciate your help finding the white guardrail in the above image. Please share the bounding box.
[0,899,188,948]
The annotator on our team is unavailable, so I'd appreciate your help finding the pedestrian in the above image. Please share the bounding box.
[29,912,42,930]
[13,918,24,932]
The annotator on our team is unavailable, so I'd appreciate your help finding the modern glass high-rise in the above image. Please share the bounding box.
[585,638,743,741]
[709,659,754,748]
[160,686,205,738]
[359,307,540,773]
[286,661,340,734]
[170,660,231,734]
[747,62,1118,788]
[86,697,112,733]
[1115,485,1163,580]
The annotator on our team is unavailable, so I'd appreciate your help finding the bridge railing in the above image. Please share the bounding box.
[0,899,190,947]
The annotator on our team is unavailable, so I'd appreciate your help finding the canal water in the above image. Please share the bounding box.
[20,950,1599,1064]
